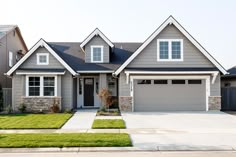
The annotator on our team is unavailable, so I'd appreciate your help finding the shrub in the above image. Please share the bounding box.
[50,104,60,113]
[64,108,72,113]
[6,105,12,114]
[99,105,106,112]
[98,88,117,111]
[18,103,26,113]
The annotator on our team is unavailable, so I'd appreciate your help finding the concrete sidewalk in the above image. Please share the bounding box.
[1,128,236,134]
[61,110,96,129]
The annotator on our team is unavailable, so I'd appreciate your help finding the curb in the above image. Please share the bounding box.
[0,146,235,153]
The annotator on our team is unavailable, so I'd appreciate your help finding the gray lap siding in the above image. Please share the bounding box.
[127,25,214,68]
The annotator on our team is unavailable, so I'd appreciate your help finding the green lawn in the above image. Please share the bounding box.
[92,119,126,129]
[0,133,132,148]
[0,113,72,129]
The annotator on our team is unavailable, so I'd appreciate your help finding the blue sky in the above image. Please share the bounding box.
[0,0,235,69]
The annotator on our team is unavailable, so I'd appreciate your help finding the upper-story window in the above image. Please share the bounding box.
[157,39,183,61]
[37,53,49,65]
[91,46,103,63]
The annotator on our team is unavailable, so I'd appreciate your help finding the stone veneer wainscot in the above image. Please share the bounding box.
[21,97,61,112]
[119,96,132,112]
[208,96,221,110]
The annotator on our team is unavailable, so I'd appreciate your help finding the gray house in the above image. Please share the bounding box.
[6,16,227,112]
[0,25,28,88]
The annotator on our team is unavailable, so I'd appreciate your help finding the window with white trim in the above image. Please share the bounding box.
[28,77,40,96]
[9,51,13,67]
[91,46,103,62]
[27,76,56,96]
[43,77,55,96]
[157,39,183,61]
[37,53,49,65]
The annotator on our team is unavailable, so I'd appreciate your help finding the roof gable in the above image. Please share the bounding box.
[6,39,76,76]
[114,16,227,75]
[0,25,28,51]
[80,28,114,49]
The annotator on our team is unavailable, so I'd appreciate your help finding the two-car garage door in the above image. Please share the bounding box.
[134,79,206,111]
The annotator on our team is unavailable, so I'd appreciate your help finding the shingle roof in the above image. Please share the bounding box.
[222,66,236,78]
[48,42,142,72]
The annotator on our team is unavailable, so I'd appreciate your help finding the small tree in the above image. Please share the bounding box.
[0,84,3,111]
[98,88,113,111]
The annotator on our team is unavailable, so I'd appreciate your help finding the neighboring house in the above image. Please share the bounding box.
[6,16,227,112]
[221,67,236,111]
[221,67,236,87]
[0,25,28,88]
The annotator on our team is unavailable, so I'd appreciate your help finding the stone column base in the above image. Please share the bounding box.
[208,96,221,110]
[20,97,62,112]
[119,96,133,112]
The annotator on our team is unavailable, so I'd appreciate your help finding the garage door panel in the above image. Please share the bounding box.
[134,79,206,111]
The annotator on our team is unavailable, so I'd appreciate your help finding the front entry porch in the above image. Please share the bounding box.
[76,73,117,109]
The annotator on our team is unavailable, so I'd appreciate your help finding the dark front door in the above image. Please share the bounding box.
[84,78,94,107]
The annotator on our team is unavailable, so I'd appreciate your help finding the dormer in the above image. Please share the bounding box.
[80,28,114,63]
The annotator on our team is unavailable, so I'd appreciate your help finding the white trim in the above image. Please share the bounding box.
[125,71,218,84]
[16,71,65,75]
[212,72,219,84]
[55,76,57,96]
[80,28,114,48]
[36,53,49,65]
[26,76,29,96]
[157,39,183,61]
[40,76,43,96]
[77,70,114,73]
[130,75,211,112]
[6,39,77,76]
[91,45,104,63]
[206,77,210,111]
[9,51,13,67]
[125,70,218,75]
[114,16,227,75]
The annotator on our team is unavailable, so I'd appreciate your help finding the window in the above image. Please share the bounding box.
[107,76,116,96]
[159,41,169,59]
[188,80,202,84]
[27,76,56,96]
[37,53,49,65]
[43,77,55,96]
[172,41,181,59]
[172,80,185,84]
[9,51,13,67]
[91,46,103,62]
[137,80,151,84]
[154,80,168,84]
[157,39,183,61]
[28,77,40,96]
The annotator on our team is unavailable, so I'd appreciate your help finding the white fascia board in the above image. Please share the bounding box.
[130,75,210,80]
[16,71,65,75]
[114,16,227,76]
[77,70,114,73]
[6,39,77,76]
[80,28,114,48]
[125,70,219,84]
[124,71,219,75]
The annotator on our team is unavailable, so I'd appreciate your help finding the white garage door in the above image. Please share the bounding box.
[134,79,206,111]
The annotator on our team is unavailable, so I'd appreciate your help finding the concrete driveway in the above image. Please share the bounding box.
[122,111,236,150]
